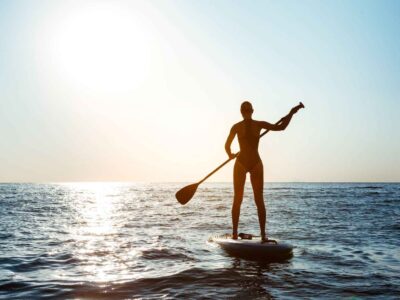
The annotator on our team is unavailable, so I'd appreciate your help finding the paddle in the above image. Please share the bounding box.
[176,102,305,205]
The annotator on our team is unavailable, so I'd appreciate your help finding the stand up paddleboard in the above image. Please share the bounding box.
[209,234,293,261]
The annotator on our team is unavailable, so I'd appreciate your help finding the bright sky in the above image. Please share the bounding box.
[0,0,399,182]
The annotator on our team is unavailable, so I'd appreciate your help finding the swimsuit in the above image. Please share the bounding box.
[237,120,261,172]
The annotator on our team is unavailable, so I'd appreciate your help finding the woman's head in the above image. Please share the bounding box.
[240,101,253,119]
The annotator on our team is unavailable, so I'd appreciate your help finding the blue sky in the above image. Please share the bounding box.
[0,0,399,182]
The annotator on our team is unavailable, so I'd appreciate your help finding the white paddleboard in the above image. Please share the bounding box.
[209,234,293,261]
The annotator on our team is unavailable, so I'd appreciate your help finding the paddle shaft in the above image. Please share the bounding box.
[197,117,285,185]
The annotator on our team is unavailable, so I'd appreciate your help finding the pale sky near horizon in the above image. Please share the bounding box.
[0,0,399,182]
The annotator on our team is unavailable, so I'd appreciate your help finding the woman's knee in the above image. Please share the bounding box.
[233,195,243,207]
[234,190,243,199]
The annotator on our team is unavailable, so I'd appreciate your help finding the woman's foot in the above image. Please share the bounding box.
[261,236,277,244]
[232,232,238,240]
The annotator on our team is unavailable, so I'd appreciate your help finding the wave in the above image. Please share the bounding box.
[140,248,194,261]
[3,267,249,299]
[5,253,81,273]
[354,186,382,189]
[0,233,14,239]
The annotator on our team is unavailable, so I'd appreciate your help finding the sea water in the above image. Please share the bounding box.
[0,182,399,299]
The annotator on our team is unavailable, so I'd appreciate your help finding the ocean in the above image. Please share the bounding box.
[0,182,399,299]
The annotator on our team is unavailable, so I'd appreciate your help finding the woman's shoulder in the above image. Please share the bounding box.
[232,120,244,128]
[234,119,262,127]
[251,119,264,127]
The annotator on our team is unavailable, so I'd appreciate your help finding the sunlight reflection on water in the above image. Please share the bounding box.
[64,183,141,282]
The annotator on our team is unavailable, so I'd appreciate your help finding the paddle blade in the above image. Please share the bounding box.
[175,183,199,205]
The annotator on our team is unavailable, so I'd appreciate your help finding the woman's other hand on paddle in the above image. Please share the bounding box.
[290,102,304,115]
[228,152,237,160]
[290,106,299,115]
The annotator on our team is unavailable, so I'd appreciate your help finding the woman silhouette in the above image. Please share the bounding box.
[225,101,302,242]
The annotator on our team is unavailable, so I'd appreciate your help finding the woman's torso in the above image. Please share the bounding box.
[236,119,262,171]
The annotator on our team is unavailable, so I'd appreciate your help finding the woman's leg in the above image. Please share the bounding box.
[250,161,266,239]
[232,160,246,239]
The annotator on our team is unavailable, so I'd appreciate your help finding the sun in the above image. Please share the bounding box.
[50,3,155,92]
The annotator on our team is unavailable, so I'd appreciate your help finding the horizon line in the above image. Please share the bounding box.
[0,181,399,184]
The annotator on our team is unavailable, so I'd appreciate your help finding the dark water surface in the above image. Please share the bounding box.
[0,183,399,299]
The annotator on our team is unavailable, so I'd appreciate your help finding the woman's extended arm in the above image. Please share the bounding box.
[259,102,303,131]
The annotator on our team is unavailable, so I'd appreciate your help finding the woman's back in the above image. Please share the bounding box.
[236,119,262,172]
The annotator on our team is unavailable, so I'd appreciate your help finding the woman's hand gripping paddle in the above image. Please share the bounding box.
[175,102,304,205]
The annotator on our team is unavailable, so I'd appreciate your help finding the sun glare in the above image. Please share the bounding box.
[51,3,155,92]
